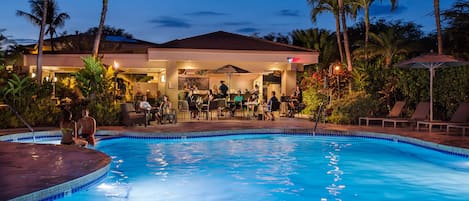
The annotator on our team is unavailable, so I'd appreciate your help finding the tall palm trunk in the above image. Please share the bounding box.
[434,0,443,54]
[338,0,352,71]
[49,31,55,52]
[334,14,344,63]
[364,6,370,61]
[92,0,108,59]
[37,0,48,83]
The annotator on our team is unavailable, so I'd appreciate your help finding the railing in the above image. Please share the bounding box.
[313,103,325,134]
[0,104,35,142]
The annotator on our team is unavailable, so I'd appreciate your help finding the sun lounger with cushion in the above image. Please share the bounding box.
[382,102,430,128]
[417,102,469,132]
[359,101,405,126]
[446,124,469,136]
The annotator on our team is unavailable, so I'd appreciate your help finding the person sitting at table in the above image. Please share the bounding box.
[288,85,303,117]
[187,91,200,119]
[230,90,244,117]
[247,91,259,117]
[264,91,279,121]
[156,95,174,123]
[139,95,156,122]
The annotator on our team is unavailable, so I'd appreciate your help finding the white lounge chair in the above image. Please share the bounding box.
[417,102,469,132]
[382,102,430,128]
[359,101,406,126]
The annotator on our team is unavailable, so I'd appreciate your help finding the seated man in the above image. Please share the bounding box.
[78,108,96,146]
[230,90,244,117]
[139,95,157,122]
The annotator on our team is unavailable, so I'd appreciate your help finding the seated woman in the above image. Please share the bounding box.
[60,110,88,147]
[157,95,174,123]
[187,91,201,119]
[247,91,259,117]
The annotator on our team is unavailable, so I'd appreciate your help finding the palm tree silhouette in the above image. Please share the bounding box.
[16,0,70,52]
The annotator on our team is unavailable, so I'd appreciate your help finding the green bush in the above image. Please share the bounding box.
[328,91,380,124]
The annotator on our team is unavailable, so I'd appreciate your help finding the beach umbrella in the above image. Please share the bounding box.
[397,53,468,121]
[213,64,250,90]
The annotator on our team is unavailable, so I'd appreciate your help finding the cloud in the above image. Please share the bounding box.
[148,16,191,28]
[370,4,406,16]
[185,11,227,16]
[222,21,251,26]
[277,9,301,17]
[236,27,260,33]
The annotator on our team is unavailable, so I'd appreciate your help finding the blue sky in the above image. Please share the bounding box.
[0,0,458,44]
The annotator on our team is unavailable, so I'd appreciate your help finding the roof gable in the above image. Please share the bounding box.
[158,31,314,52]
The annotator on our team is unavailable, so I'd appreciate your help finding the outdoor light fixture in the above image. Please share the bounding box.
[31,72,36,78]
[287,57,293,63]
[161,74,166,83]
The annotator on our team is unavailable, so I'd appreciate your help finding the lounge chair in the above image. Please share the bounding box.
[446,124,469,136]
[120,103,146,127]
[417,102,469,132]
[382,102,430,128]
[359,101,406,126]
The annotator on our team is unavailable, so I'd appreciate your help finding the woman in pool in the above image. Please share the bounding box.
[60,110,88,147]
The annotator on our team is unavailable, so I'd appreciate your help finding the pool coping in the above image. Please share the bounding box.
[2,128,469,201]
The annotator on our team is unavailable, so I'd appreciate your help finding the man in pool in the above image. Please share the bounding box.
[77,108,96,146]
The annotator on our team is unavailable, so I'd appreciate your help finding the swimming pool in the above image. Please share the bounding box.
[25,133,469,201]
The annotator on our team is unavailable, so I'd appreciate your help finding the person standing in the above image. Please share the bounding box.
[219,80,228,98]
[78,108,96,146]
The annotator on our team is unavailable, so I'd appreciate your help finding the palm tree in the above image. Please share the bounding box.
[308,0,344,63]
[16,0,69,52]
[92,0,108,59]
[291,28,337,68]
[338,0,353,71]
[16,0,48,83]
[351,0,397,61]
[434,0,443,54]
[353,28,409,67]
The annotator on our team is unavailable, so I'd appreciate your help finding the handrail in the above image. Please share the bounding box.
[0,104,35,142]
[313,103,324,134]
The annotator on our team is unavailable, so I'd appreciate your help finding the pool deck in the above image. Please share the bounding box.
[1,117,469,200]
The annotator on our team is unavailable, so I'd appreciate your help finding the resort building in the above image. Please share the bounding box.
[23,31,318,105]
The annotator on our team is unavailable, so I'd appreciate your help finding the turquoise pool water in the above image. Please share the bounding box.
[35,134,469,200]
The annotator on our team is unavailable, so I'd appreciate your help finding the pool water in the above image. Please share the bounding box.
[45,134,469,201]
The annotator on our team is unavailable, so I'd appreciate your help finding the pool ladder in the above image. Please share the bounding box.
[0,104,35,142]
[313,103,325,134]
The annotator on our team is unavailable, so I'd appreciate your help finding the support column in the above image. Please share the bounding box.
[282,68,297,96]
[165,61,178,108]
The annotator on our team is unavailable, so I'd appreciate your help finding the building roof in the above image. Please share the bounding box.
[26,34,159,54]
[158,31,315,52]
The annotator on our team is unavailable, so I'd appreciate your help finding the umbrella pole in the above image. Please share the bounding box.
[429,67,434,121]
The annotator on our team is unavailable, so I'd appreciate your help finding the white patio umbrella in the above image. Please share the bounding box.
[397,53,468,121]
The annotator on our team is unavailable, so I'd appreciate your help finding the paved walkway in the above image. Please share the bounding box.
[1,117,469,200]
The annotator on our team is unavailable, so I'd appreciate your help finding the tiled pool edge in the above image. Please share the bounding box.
[11,162,110,201]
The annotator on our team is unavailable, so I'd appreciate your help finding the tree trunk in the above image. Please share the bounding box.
[50,31,55,52]
[36,0,48,83]
[92,0,108,59]
[334,14,344,63]
[364,7,370,61]
[338,0,353,71]
[434,0,443,54]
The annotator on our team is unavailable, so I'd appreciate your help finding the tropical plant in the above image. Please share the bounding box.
[353,27,410,67]
[307,0,344,63]
[338,0,353,71]
[350,0,398,62]
[17,0,69,52]
[291,28,338,68]
[442,0,469,60]
[92,0,108,58]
